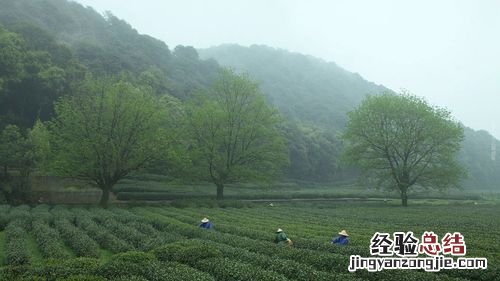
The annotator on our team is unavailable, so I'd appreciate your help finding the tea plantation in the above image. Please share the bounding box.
[0,202,498,280]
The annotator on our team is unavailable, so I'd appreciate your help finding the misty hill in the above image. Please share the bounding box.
[0,0,220,100]
[200,44,389,133]
[200,44,500,189]
[0,0,498,188]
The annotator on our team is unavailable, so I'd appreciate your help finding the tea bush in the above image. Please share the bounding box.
[29,258,101,281]
[5,221,30,265]
[73,210,132,253]
[196,257,289,281]
[54,219,100,258]
[31,219,70,259]
[153,241,223,265]
[0,204,497,280]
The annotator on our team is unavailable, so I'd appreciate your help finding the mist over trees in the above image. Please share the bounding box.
[48,78,173,207]
[185,70,288,199]
[200,44,500,190]
[0,0,498,207]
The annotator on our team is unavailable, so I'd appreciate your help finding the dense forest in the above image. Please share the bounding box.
[200,45,500,189]
[0,0,498,193]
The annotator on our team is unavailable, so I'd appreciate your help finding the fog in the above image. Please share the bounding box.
[75,0,500,139]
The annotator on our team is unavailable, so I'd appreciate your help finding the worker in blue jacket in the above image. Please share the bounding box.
[199,218,213,230]
[331,229,349,245]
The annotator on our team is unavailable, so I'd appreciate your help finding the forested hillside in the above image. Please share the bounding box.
[200,45,500,189]
[0,0,498,188]
[200,44,389,132]
[0,0,220,101]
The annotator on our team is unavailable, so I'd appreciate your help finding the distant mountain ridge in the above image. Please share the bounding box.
[200,44,500,189]
[199,44,390,133]
[0,0,498,188]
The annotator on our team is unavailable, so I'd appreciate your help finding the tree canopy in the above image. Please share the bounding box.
[342,93,466,206]
[49,78,173,207]
[186,69,288,199]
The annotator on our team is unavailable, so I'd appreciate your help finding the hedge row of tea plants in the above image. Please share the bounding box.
[134,208,349,273]
[0,252,215,281]
[196,257,289,281]
[53,219,99,258]
[72,209,132,253]
[4,221,30,266]
[31,220,70,259]
[134,207,493,281]
[157,238,343,281]
[0,204,497,281]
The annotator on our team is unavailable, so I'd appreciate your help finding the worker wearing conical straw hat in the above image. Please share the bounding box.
[331,229,349,245]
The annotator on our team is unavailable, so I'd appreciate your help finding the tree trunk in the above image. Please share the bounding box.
[400,187,408,207]
[216,182,224,200]
[99,187,110,208]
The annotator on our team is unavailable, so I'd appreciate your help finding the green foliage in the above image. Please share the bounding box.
[49,78,175,207]
[0,204,497,280]
[53,218,100,258]
[73,210,132,253]
[97,251,165,280]
[199,44,388,133]
[0,23,83,129]
[186,69,289,199]
[5,221,30,265]
[161,262,216,281]
[0,125,37,204]
[458,128,500,190]
[0,25,25,89]
[199,44,389,182]
[31,219,71,259]
[96,217,148,250]
[28,119,51,173]
[0,0,498,188]
[342,92,466,206]
[153,242,222,265]
[57,275,106,281]
[196,257,288,281]
[30,258,101,281]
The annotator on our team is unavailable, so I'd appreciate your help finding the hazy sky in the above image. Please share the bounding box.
[75,0,500,139]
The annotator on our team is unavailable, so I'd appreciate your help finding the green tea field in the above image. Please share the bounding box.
[0,202,498,281]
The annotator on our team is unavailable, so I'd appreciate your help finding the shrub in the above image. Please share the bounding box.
[195,257,288,281]
[30,258,101,281]
[0,265,33,280]
[54,219,100,258]
[73,212,132,253]
[100,250,216,281]
[97,251,158,279]
[7,205,31,227]
[30,204,52,223]
[97,217,148,250]
[153,241,222,265]
[31,219,71,259]
[162,262,216,281]
[192,239,334,281]
[111,276,148,281]
[56,275,106,281]
[5,221,30,266]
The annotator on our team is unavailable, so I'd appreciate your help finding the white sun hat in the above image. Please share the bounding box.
[338,230,349,237]
[201,218,209,223]
[276,228,283,233]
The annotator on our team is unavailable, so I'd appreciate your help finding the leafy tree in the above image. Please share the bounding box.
[29,119,51,172]
[186,69,288,199]
[49,78,172,207]
[0,125,36,204]
[0,25,25,90]
[342,92,466,206]
[0,24,86,129]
